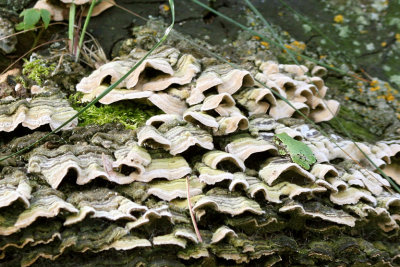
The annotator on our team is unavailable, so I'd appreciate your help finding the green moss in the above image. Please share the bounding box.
[323,106,378,143]
[22,58,56,86]
[69,93,161,129]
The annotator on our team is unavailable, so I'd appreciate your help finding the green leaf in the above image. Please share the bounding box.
[23,8,41,29]
[19,8,28,17]
[40,9,51,29]
[15,22,25,31]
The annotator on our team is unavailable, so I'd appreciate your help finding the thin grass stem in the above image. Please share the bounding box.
[69,2,76,54]
[186,176,203,243]
[75,0,97,61]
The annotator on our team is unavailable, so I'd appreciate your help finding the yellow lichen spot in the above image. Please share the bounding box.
[251,22,256,26]
[283,31,289,36]
[283,41,306,53]
[397,113,400,120]
[284,44,292,49]
[278,11,284,16]
[334,14,344,24]
[252,35,261,40]
[358,87,363,93]
[386,93,395,101]
[329,64,334,67]
[377,95,385,99]
[260,41,269,49]
[291,40,306,50]
[381,42,387,47]
[357,81,364,87]
[396,33,400,42]
[370,86,380,91]
[297,56,302,61]
[359,30,368,34]
[319,55,327,59]
[162,4,170,11]
[283,49,287,53]
[370,80,378,86]
[344,96,349,100]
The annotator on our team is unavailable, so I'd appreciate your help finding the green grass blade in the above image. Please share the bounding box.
[69,2,76,53]
[243,0,299,65]
[75,0,97,61]
[22,9,41,30]
[40,9,51,29]
[0,0,175,163]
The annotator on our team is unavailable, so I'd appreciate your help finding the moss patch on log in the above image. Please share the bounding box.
[69,93,161,130]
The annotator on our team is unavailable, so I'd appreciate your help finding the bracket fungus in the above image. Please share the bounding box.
[1,27,400,266]
[0,94,78,132]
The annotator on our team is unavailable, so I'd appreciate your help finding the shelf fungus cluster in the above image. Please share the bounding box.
[1,44,400,266]
[0,92,78,132]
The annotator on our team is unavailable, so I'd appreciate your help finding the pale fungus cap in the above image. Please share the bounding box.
[224,136,277,162]
[193,189,264,218]
[163,124,214,155]
[383,160,400,185]
[0,188,78,236]
[234,87,276,115]
[61,0,92,4]
[34,0,115,21]
[195,162,234,185]
[279,200,357,226]
[0,170,31,209]
[34,0,65,21]
[64,189,148,225]
[147,176,204,202]
[28,148,132,188]
[0,94,78,132]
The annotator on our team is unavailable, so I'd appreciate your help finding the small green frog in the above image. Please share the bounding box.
[273,132,316,170]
